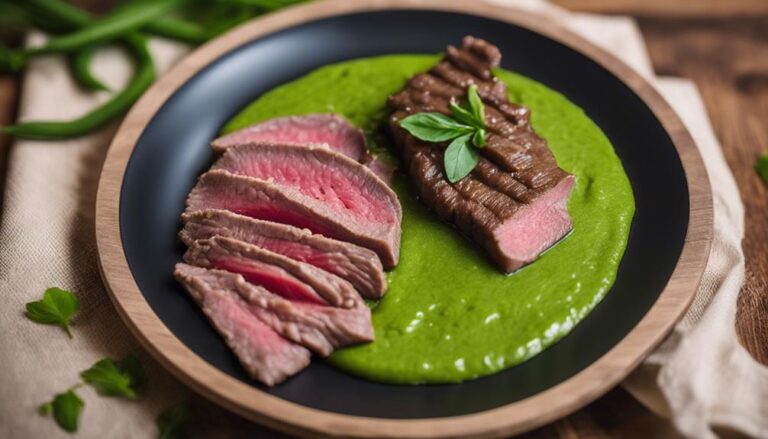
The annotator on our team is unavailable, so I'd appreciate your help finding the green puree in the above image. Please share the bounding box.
[224,55,635,384]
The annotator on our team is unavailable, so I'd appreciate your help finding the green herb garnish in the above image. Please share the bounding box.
[39,389,84,433]
[757,153,768,185]
[444,133,479,183]
[157,404,192,439]
[0,0,307,140]
[25,287,79,338]
[399,84,487,182]
[81,355,146,399]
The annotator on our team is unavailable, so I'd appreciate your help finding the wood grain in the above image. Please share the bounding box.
[554,0,768,18]
[630,13,768,365]
[549,3,768,438]
[0,72,19,212]
[93,1,711,437]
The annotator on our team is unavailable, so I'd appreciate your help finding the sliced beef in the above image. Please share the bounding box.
[181,209,387,299]
[185,167,400,269]
[175,263,373,357]
[184,235,362,309]
[363,155,396,186]
[174,264,310,386]
[211,114,368,160]
[211,114,394,185]
[387,36,575,272]
[211,144,401,262]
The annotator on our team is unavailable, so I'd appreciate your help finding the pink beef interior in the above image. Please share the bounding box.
[211,257,328,306]
[244,234,318,261]
[230,233,354,281]
[199,284,309,385]
[215,145,396,225]
[212,114,367,161]
[231,203,337,238]
[187,169,401,268]
[493,176,575,270]
[180,210,388,299]
[176,263,373,357]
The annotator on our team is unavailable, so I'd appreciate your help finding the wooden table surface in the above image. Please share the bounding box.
[1,1,766,437]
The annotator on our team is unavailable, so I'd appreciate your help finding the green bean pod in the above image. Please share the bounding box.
[0,45,24,73]
[1,34,154,140]
[145,16,211,44]
[23,0,182,56]
[1,0,153,139]
[219,0,306,12]
[28,0,90,27]
[69,46,110,91]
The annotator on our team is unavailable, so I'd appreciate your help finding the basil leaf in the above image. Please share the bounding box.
[25,287,79,338]
[757,153,768,185]
[444,133,479,183]
[157,405,192,439]
[81,355,145,399]
[467,84,485,126]
[399,112,474,142]
[39,389,84,433]
[450,101,483,129]
[473,128,486,148]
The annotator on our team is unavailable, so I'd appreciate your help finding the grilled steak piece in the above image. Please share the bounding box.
[185,162,400,269]
[211,114,393,185]
[174,264,310,386]
[184,235,362,309]
[181,209,387,299]
[175,264,373,357]
[387,36,575,272]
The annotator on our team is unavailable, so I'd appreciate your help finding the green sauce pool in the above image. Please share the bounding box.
[224,55,635,384]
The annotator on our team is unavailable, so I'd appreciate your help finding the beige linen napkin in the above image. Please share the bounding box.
[0,36,191,438]
[0,2,758,438]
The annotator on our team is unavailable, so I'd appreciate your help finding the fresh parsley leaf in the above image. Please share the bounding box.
[444,133,479,183]
[757,153,768,185]
[39,389,84,433]
[157,404,192,439]
[399,112,474,142]
[25,287,79,338]
[117,355,147,390]
[467,84,485,125]
[81,355,145,399]
[38,402,53,416]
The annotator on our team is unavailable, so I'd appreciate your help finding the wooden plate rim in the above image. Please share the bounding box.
[95,0,713,437]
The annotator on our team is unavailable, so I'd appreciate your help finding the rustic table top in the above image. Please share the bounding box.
[1,1,766,437]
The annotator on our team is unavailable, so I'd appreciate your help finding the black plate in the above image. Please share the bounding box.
[120,9,687,419]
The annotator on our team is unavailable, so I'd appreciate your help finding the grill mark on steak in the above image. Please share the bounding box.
[175,264,373,358]
[387,36,575,272]
[180,209,387,299]
[174,264,310,386]
[472,158,533,204]
[390,78,541,177]
[184,235,362,309]
[185,170,401,268]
